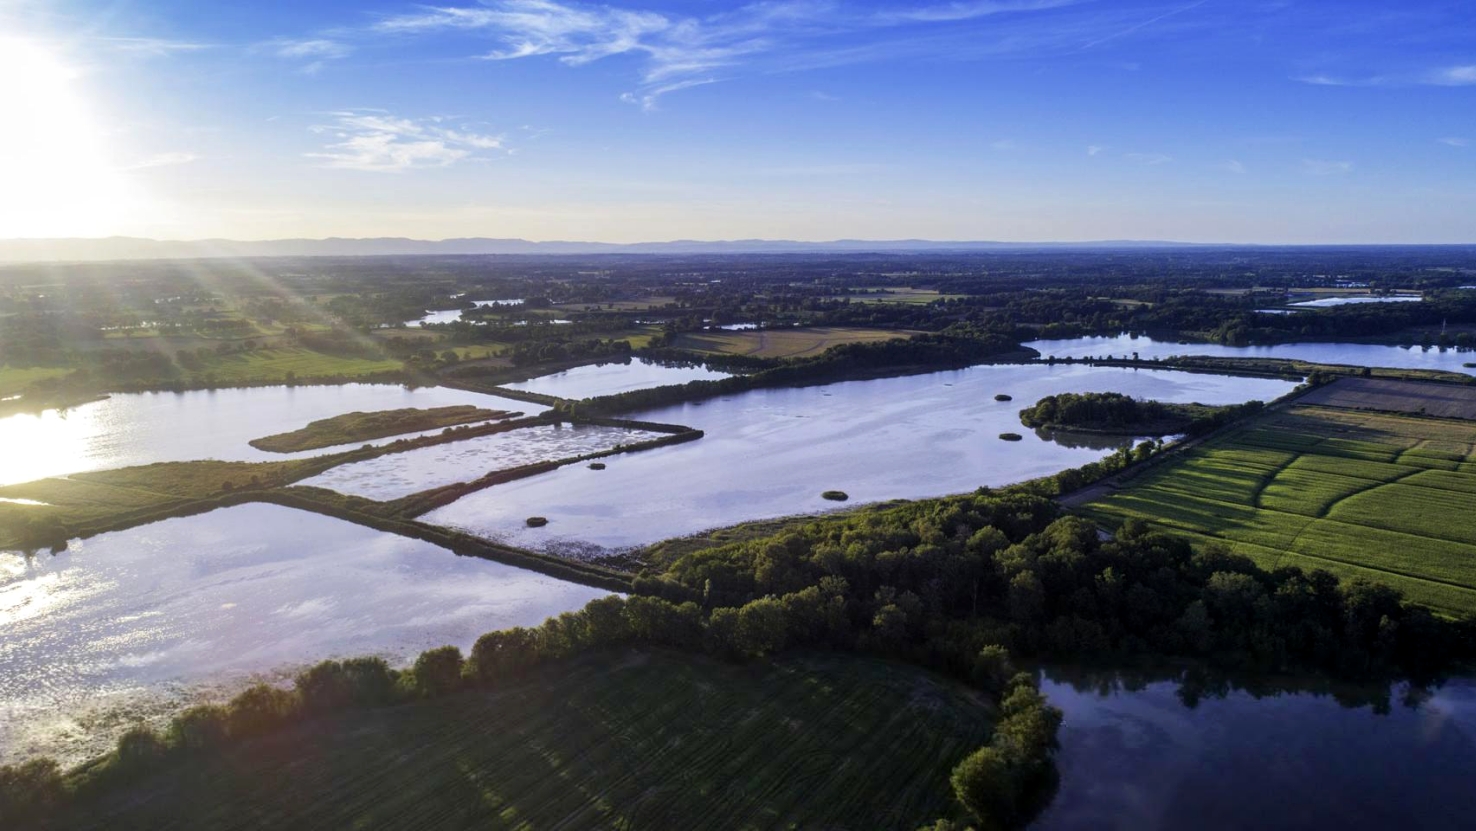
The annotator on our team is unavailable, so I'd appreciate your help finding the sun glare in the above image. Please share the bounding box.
[0,37,139,238]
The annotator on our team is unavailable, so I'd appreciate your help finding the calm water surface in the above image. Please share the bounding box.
[1027,334,1476,376]
[1288,295,1423,308]
[0,503,610,765]
[503,357,732,400]
[301,422,667,501]
[425,364,1296,554]
[0,384,539,487]
[1035,672,1476,830]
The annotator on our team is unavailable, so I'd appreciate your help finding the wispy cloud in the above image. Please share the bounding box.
[1296,64,1476,89]
[1429,65,1476,86]
[990,139,1017,151]
[1438,137,1470,148]
[119,152,200,171]
[260,38,352,73]
[1222,159,1245,174]
[307,111,507,172]
[98,37,212,57]
[1303,158,1352,176]
[362,0,1179,107]
[1086,144,1103,156]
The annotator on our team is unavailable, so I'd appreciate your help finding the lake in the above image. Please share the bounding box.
[1026,334,1476,376]
[0,383,539,487]
[300,422,668,501]
[1288,295,1423,308]
[424,363,1296,555]
[1036,670,1476,830]
[502,357,733,400]
[0,503,611,766]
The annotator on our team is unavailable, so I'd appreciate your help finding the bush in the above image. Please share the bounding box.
[468,627,540,685]
[0,758,66,824]
[227,683,298,738]
[409,646,465,697]
[951,746,1016,830]
[295,660,353,712]
[168,705,230,754]
[114,725,168,774]
[342,657,399,706]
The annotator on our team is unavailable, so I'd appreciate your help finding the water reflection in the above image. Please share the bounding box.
[1027,334,1476,376]
[0,503,610,765]
[427,364,1295,554]
[0,384,539,487]
[1034,665,1476,830]
[503,357,732,400]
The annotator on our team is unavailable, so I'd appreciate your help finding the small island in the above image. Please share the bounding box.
[998,432,1023,441]
[821,490,849,501]
[589,462,607,470]
[525,516,549,527]
[994,394,1012,401]
[250,405,515,453]
[1019,391,1247,436]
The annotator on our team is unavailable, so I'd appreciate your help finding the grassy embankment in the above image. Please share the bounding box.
[0,366,71,397]
[1083,404,1476,616]
[673,326,912,359]
[249,405,516,453]
[57,649,992,831]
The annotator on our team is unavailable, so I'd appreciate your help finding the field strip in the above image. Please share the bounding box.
[1282,538,1476,594]
[1314,467,1424,518]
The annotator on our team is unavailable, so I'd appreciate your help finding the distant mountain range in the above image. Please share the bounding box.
[0,236,1215,263]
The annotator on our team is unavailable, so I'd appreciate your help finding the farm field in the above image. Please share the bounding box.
[61,649,993,831]
[188,347,403,383]
[1083,404,1476,616]
[833,287,962,305]
[1299,376,1476,420]
[0,365,69,397]
[674,326,911,359]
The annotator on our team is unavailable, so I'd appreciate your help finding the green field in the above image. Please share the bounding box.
[1084,405,1476,616]
[674,326,912,359]
[190,347,403,383]
[62,649,993,830]
[833,287,963,305]
[0,365,70,397]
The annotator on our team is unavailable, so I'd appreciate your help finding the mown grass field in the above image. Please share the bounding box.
[0,459,324,547]
[833,287,963,305]
[63,649,992,831]
[1084,405,1476,616]
[188,347,403,383]
[674,326,911,359]
[0,365,70,397]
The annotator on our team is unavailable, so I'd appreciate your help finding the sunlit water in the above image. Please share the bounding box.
[0,384,540,487]
[1036,672,1476,830]
[1026,334,1476,376]
[301,422,667,501]
[0,503,610,766]
[502,357,733,400]
[1289,295,1423,308]
[424,364,1296,554]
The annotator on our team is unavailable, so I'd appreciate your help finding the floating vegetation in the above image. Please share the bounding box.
[821,490,849,501]
[526,516,550,527]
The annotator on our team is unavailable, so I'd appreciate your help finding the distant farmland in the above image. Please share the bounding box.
[1083,402,1476,616]
[675,326,912,359]
[65,650,993,830]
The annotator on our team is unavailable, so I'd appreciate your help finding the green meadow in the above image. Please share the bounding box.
[1084,405,1476,616]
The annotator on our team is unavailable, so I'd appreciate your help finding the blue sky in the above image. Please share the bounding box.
[1,0,1473,242]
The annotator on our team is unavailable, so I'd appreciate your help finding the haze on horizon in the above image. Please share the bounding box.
[2,0,1474,245]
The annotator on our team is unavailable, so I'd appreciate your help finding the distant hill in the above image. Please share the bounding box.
[0,236,1209,263]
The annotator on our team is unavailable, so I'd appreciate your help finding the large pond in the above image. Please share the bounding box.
[424,364,1296,555]
[0,503,610,766]
[1026,334,1476,376]
[502,357,732,400]
[301,422,668,501]
[1035,670,1476,830]
[1288,295,1423,308]
[0,384,539,487]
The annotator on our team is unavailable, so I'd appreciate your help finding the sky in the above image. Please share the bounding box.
[0,0,1473,243]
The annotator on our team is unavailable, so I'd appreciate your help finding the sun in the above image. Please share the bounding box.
[0,37,140,238]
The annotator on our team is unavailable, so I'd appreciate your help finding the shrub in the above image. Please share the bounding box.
[168,705,230,753]
[342,657,399,706]
[0,758,66,824]
[409,646,465,697]
[227,683,298,738]
[114,725,168,774]
[295,660,353,712]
